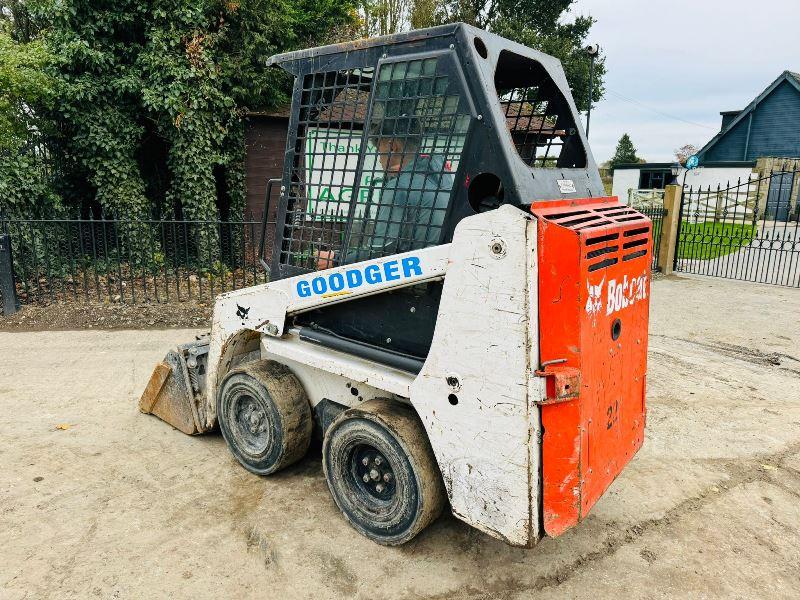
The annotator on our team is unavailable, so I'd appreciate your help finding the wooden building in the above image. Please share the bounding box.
[698,71,800,162]
[243,109,290,220]
[612,71,800,207]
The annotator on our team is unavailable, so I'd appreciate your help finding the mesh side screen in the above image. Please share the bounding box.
[279,67,375,272]
[494,51,586,169]
[342,56,470,264]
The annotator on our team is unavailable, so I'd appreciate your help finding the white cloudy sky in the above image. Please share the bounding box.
[570,0,800,163]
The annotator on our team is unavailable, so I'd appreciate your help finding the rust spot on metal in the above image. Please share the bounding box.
[534,365,580,405]
[139,362,171,414]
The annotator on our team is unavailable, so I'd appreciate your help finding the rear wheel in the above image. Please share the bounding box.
[217,360,312,475]
[322,399,445,545]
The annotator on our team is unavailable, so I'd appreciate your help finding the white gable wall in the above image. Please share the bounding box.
[680,166,756,191]
[612,165,756,204]
[611,169,640,201]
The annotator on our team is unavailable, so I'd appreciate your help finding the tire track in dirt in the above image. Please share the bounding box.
[419,441,800,600]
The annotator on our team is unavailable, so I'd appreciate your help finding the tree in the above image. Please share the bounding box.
[0,0,49,42]
[0,30,52,152]
[20,0,358,221]
[675,143,699,164]
[358,0,410,36]
[409,0,436,29]
[0,11,57,217]
[610,133,639,169]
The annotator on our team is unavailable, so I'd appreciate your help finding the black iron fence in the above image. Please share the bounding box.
[1,197,670,310]
[637,205,666,270]
[0,212,272,305]
[675,164,800,287]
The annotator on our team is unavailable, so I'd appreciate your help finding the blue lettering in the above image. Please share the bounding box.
[311,277,327,294]
[364,264,382,284]
[383,260,400,281]
[401,256,422,277]
[329,273,345,292]
[299,256,424,298]
[297,280,311,298]
[346,269,363,288]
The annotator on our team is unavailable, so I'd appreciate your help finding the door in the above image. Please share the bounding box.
[766,171,793,222]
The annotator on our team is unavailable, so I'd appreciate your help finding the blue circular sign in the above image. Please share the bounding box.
[686,154,699,170]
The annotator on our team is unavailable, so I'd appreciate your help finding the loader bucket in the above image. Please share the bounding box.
[139,340,210,435]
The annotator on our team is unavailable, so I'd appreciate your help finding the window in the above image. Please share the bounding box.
[276,54,471,273]
[494,51,586,169]
[343,56,470,263]
[639,170,669,189]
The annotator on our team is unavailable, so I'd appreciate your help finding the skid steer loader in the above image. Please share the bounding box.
[139,23,651,547]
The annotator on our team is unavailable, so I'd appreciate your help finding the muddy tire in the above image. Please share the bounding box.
[322,398,446,545]
[217,360,312,476]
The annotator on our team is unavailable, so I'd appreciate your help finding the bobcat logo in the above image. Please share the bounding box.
[236,304,250,320]
[585,277,604,316]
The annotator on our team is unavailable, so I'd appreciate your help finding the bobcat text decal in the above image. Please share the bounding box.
[606,272,648,315]
[585,272,649,318]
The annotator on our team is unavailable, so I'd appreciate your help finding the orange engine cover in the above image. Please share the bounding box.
[531,197,650,537]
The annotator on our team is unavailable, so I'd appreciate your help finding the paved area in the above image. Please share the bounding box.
[1,275,800,599]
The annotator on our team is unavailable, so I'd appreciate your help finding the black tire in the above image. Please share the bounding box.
[217,360,312,476]
[322,399,446,545]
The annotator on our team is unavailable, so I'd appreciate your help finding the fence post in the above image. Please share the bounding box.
[0,233,20,315]
[658,184,682,275]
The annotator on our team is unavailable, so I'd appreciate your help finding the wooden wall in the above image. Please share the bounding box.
[704,78,800,162]
[244,114,289,220]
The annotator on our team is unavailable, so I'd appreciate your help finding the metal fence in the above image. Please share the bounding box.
[675,164,800,287]
[637,204,666,271]
[1,197,669,309]
[627,193,666,271]
[0,213,272,305]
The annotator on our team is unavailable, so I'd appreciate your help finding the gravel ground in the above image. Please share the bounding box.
[1,274,799,599]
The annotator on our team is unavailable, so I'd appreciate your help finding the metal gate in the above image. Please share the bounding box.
[675,163,800,287]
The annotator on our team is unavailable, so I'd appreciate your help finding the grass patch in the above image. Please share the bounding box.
[678,221,756,260]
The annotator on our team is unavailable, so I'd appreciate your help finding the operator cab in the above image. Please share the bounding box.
[261,23,604,365]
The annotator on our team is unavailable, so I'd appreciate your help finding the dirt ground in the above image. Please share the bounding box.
[1,274,799,599]
[0,301,211,331]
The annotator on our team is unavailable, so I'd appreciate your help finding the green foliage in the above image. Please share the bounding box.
[610,133,640,169]
[0,151,60,217]
[0,31,53,152]
[2,0,356,223]
[0,17,57,217]
[0,0,51,42]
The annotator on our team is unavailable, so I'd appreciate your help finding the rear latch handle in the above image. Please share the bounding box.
[534,362,581,405]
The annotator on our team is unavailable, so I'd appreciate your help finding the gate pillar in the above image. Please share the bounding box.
[658,184,682,275]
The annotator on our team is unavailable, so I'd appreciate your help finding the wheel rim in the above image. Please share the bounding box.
[231,393,269,455]
[349,443,397,503]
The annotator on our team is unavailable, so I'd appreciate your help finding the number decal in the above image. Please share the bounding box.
[606,400,619,430]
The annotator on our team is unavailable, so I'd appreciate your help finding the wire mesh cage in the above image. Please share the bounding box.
[494,51,586,169]
[265,24,603,280]
[274,53,471,276]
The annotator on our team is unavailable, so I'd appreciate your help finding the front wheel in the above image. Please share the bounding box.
[217,360,312,476]
[322,399,446,545]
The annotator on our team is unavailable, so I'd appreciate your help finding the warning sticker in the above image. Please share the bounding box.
[557,179,577,194]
